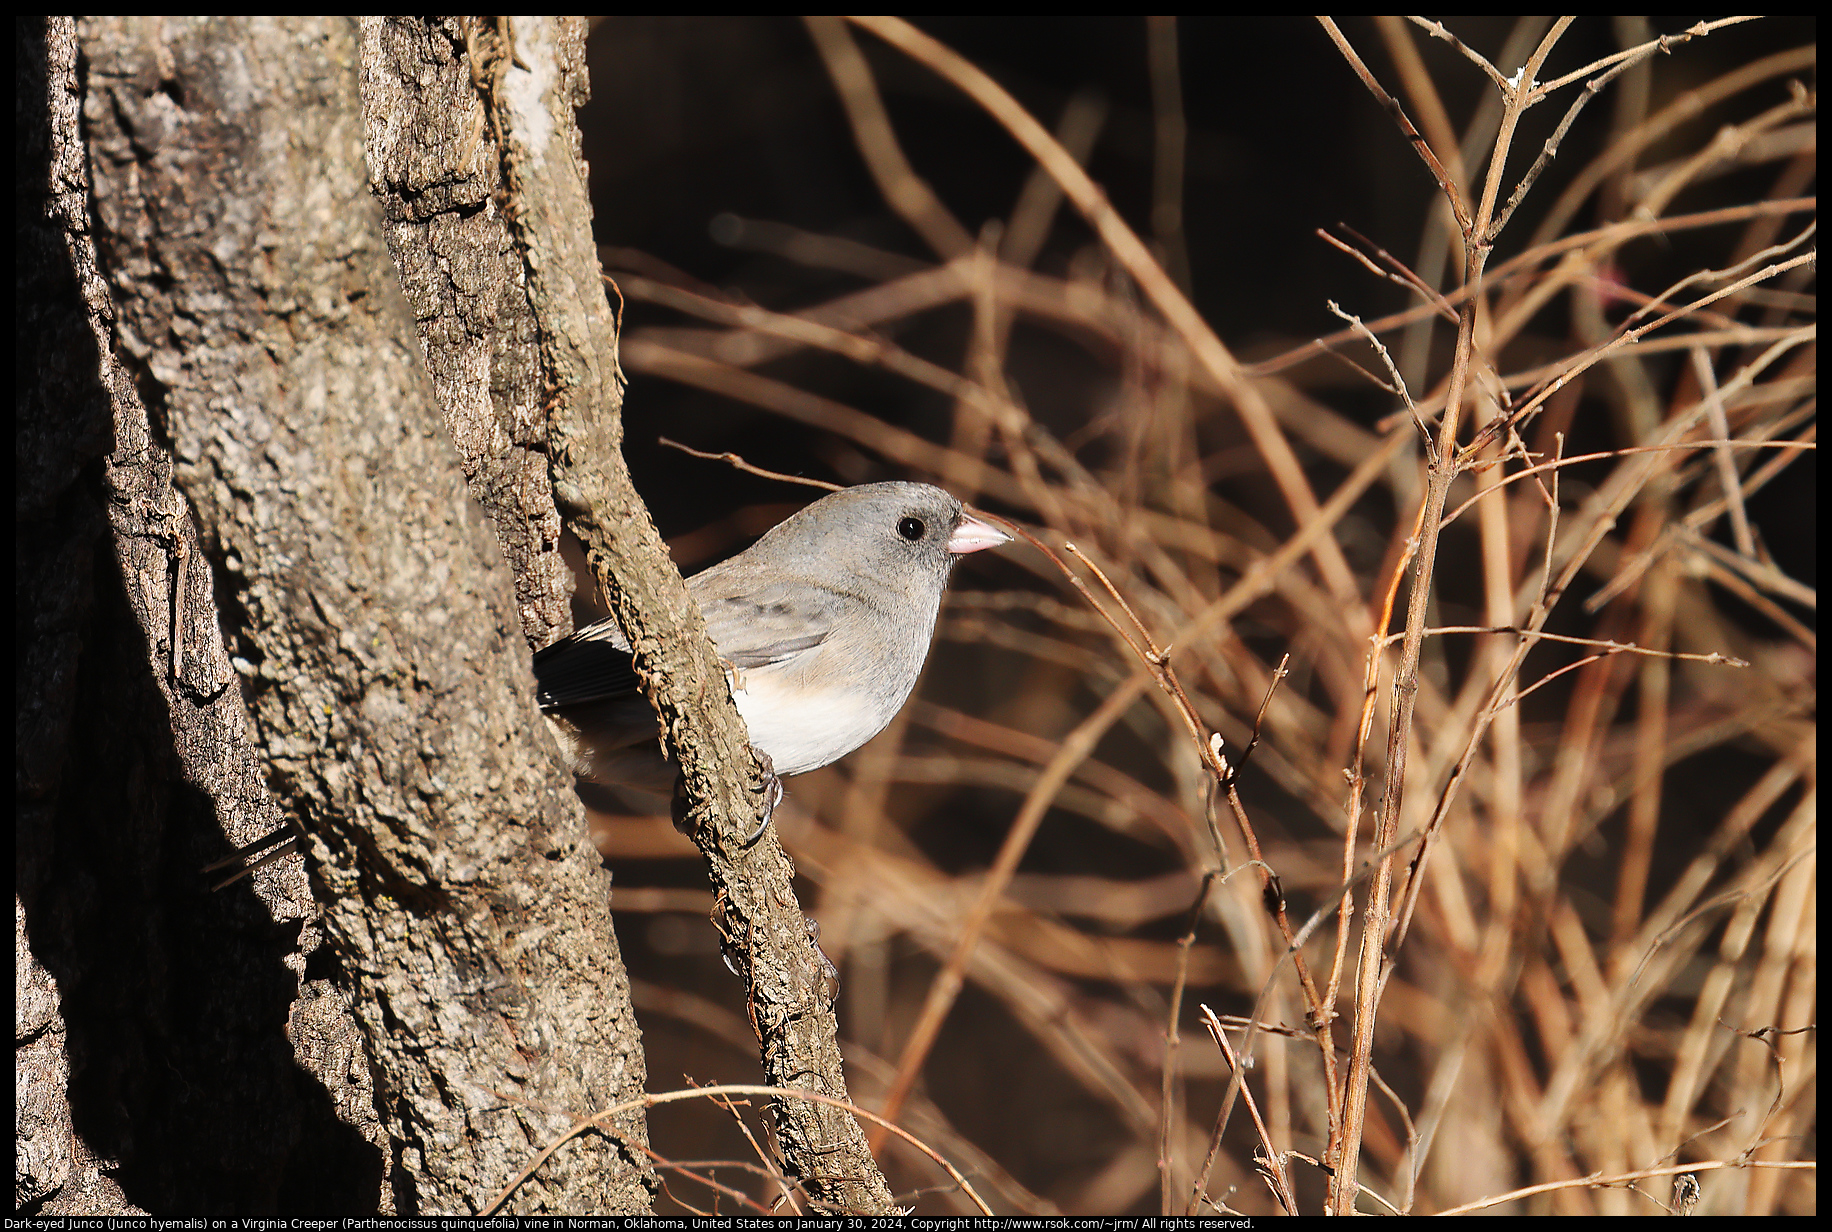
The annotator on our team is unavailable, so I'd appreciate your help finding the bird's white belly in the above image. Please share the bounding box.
[730,669,897,777]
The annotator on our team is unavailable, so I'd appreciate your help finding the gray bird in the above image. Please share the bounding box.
[534,481,1010,792]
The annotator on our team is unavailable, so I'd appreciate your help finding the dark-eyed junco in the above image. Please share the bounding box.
[534,481,1009,793]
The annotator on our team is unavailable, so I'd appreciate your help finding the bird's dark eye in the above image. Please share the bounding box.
[897,516,926,541]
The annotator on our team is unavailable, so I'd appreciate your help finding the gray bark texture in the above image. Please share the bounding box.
[19,15,651,1214]
[18,13,893,1217]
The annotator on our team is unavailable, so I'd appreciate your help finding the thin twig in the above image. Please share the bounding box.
[1317,18,1472,235]
[485,1083,993,1215]
[658,437,843,492]
[1434,1159,1815,1216]
[1200,1005,1298,1214]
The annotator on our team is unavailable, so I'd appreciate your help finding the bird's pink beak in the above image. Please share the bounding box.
[948,512,1012,555]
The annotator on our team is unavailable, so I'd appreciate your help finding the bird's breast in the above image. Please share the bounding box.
[727,663,906,777]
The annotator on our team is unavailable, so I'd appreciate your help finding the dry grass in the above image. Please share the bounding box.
[590,17,1814,1215]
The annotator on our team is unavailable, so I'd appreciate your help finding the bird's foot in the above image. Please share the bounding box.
[741,748,782,847]
[668,749,782,845]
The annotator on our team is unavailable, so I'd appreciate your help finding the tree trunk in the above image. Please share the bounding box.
[18,15,653,1214]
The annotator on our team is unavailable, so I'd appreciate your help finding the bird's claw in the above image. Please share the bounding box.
[741,748,782,847]
[668,749,782,845]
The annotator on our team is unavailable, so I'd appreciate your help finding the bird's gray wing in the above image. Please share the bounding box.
[698,577,840,670]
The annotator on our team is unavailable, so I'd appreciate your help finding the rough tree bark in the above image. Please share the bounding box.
[20,15,649,1214]
[358,17,894,1213]
[19,14,892,1216]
